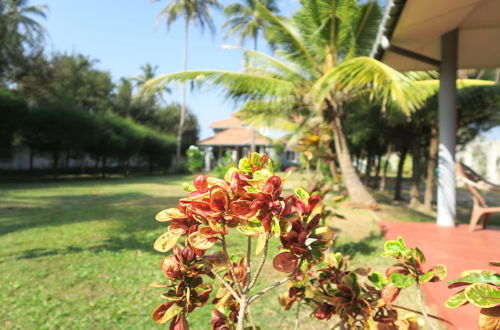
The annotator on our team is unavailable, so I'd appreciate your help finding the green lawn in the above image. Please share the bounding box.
[0,174,441,329]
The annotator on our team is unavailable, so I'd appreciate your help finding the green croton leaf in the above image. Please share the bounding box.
[382,237,407,257]
[368,272,387,290]
[448,271,500,288]
[464,283,500,308]
[421,264,448,284]
[255,233,267,255]
[390,272,415,289]
[445,290,468,308]
[238,158,252,174]
[294,187,310,199]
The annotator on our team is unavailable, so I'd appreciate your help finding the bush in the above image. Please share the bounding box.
[141,128,176,172]
[213,150,234,178]
[0,88,29,159]
[185,145,204,173]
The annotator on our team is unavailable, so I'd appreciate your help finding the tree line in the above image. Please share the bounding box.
[0,1,200,175]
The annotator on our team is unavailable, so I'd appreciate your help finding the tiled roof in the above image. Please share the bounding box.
[198,127,271,146]
[209,116,244,128]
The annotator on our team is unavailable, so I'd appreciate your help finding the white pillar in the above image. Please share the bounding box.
[486,142,498,182]
[204,147,212,172]
[437,29,458,227]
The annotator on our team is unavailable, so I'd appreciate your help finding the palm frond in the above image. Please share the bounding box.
[313,56,432,113]
[141,70,297,102]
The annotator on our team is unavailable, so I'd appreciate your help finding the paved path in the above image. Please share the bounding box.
[378,221,499,330]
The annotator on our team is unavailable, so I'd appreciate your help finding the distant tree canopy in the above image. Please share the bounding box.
[0,88,28,159]
[1,51,199,174]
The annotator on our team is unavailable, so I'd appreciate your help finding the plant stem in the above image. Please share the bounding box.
[236,294,248,330]
[393,304,452,325]
[248,235,269,290]
[248,259,303,305]
[245,236,252,293]
[221,235,243,295]
[203,261,241,303]
[294,301,301,330]
[416,284,435,330]
[247,305,257,330]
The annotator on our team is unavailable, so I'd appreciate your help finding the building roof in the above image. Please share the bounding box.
[372,0,500,70]
[209,116,244,129]
[198,127,271,146]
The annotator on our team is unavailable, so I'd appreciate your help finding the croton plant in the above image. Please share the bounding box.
[150,153,447,329]
[445,262,500,330]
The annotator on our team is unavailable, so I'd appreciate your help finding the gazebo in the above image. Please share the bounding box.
[197,116,272,171]
[372,0,500,226]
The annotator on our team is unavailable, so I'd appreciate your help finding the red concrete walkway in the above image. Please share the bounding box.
[378,221,499,330]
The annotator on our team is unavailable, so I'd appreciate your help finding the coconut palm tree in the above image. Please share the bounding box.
[155,0,221,165]
[0,0,47,80]
[144,0,430,206]
[223,0,279,51]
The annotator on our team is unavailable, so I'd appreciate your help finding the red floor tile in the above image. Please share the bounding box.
[378,221,499,330]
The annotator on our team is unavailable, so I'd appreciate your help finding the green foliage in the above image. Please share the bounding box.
[0,88,28,159]
[141,128,177,171]
[213,150,235,178]
[21,102,97,167]
[185,145,204,173]
[382,236,447,296]
[446,267,500,309]
[0,0,47,82]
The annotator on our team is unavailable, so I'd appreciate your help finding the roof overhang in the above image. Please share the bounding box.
[372,0,500,71]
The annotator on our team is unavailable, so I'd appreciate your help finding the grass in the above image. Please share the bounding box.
[0,173,443,329]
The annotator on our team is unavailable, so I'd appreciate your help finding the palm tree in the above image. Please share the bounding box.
[132,63,170,102]
[223,0,279,51]
[145,0,429,206]
[2,0,47,46]
[0,0,47,80]
[155,0,221,165]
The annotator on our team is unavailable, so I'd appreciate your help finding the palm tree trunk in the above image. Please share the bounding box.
[394,148,408,201]
[424,125,438,210]
[379,143,392,192]
[364,153,373,185]
[332,118,376,207]
[374,154,382,188]
[329,159,339,181]
[409,141,422,207]
[176,18,189,166]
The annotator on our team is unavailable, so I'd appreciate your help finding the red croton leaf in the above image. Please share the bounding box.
[194,174,208,191]
[161,256,182,280]
[273,252,299,273]
[381,283,400,304]
[315,303,335,320]
[170,314,189,330]
[210,187,229,212]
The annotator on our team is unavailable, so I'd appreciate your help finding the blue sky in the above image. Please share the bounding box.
[32,0,299,139]
[31,0,499,141]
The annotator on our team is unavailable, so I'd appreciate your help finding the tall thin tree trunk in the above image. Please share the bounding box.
[53,152,59,179]
[29,148,34,172]
[409,141,422,207]
[379,143,392,192]
[101,156,107,179]
[364,153,373,185]
[424,125,438,210]
[329,159,339,181]
[374,154,382,188]
[332,118,376,207]
[394,148,408,201]
[176,19,189,167]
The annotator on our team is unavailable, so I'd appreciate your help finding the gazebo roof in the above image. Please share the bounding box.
[198,127,271,147]
[209,116,244,129]
[372,0,500,71]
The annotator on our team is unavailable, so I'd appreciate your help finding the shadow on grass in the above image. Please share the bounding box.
[334,230,385,258]
[0,192,180,236]
[9,234,156,261]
